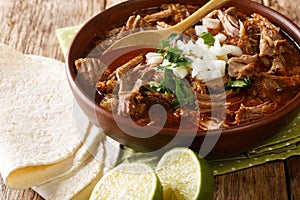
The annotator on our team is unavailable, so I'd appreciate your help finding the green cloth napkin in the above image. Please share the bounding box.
[56,26,300,175]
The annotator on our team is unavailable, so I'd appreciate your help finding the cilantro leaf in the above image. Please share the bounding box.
[168,33,181,44]
[200,32,215,46]
[163,46,183,63]
[226,77,252,91]
[172,98,180,109]
[160,68,176,93]
[174,78,196,107]
[141,69,196,109]
[157,40,170,53]
[141,82,162,92]
[173,57,192,68]
[157,34,181,52]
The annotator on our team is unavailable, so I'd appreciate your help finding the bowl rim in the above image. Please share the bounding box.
[66,0,300,138]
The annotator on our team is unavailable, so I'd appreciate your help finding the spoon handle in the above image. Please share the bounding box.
[168,0,229,33]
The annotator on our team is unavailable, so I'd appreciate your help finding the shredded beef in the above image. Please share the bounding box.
[75,58,107,85]
[115,55,144,80]
[76,5,300,130]
[116,59,156,116]
[235,102,278,123]
[143,9,174,23]
[248,13,288,57]
[262,73,300,88]
[217,7,240,37]
[268,54,287,75]
[228,54,260,79]
[118,15,151,38]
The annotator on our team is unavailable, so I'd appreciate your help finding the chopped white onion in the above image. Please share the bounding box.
[192,59,226,81]
[214,33,227,42]
[209,40,243,57]
[195,25,208,36]
[152,30,243,82]
[172,66,189,79]
[196,70,223,82]
[219,45,243,56]
[145,52,163,65]
[177,39,209,58]
[202,18,220,29]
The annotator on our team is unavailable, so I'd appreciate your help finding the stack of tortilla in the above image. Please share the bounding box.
[0,43,120,199]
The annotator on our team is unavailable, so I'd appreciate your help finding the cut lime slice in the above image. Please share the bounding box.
[89,163,163,200]
[155,147,214,200]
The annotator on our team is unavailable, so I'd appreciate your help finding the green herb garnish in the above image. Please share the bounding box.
[159,46,192,69]
[157,34,181,52]
[200,32,215,46]
[226,77,252,91]
[160,68,176,93]
[163,46,183,63]
[174,78,196,107]
[142,68,196,109]
[173,57,192,68]
[141,34,196,109]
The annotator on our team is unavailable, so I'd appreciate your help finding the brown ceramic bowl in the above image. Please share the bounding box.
[66,0,300,158]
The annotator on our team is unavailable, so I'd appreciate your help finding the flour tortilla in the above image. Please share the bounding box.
[0,43,120,190]
[33,126,120,200]
[32,101,121,200]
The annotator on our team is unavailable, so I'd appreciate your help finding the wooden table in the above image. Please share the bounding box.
[0,0,299,199]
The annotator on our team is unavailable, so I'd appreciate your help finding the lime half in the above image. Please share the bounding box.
[89,163,163,200]
[155,147,214,200]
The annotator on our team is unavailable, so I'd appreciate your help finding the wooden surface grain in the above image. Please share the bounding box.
[0,0,299,199]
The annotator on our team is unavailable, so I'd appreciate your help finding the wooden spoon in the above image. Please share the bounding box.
[106,0,229,51]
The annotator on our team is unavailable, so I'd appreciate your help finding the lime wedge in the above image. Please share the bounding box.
[89,163,163,200]
[155,147,214,200]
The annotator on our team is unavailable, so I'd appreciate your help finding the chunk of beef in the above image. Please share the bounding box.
[196,91,228,102]
[118,15,151,38]
[217,7,240,37]
[99,93,117,112]
[115,55,144,80]
[191,78,207,94]
[160,4,199,25]
[267,54,287,75]
[199,117,225,130]
[190,75,227,95]
[143,9,174,23]
[116,59,157,116]
[247,75,282,100]
[96,55,144,97]
[206,76,228,93]
[260,56,272,68]
[228,54,259,79]
[262,73,300,88]
[96,79,118,95]
[117,89,143,117]
[249,13,288,57]
[235,102,278,123]
[142,91,175,110]
[75,58,108,85]
[259,27,287,57]
[238,21,258,55]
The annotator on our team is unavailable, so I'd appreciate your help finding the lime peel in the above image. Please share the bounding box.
[155,147,214,200]
[89,163,163,200]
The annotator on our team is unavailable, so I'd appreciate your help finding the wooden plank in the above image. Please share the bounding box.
[285,156,300,200]
[262,0,300,26]
[0,0,105,62]
[0,1,105,199]
[0,0,299,200]
[106,0,128,9]
[0,176,43,200]
[213,161,288,200]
